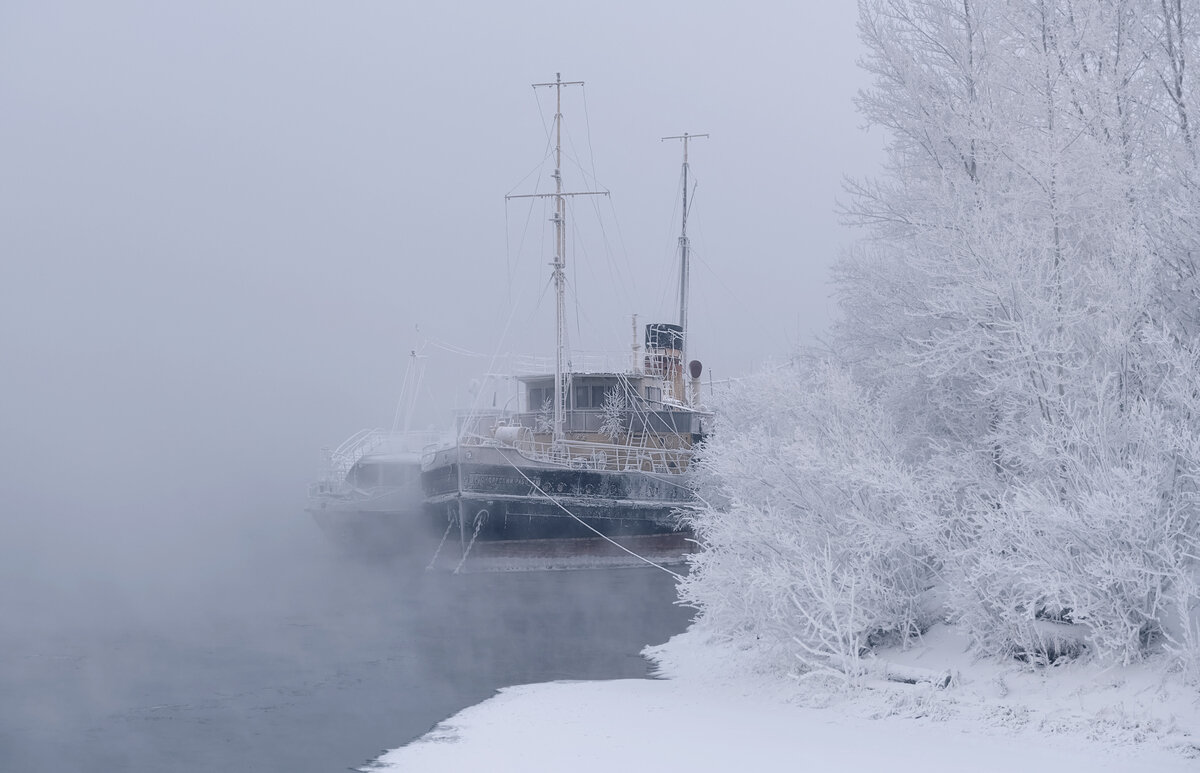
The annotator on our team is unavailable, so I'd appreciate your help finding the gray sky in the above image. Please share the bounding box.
[0,1,881,580]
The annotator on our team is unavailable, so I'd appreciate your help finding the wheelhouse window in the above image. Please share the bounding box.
[532,379,626,411]
[527,387,549,411]
[568,382,621,410]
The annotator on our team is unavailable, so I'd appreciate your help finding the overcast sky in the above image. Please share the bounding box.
[0,2,882,583]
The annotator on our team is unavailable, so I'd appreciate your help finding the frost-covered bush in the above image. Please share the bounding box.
[938,387,1200,664]
[681,362,935,678]
[835,0,1200,667]
[685,0,1200,677]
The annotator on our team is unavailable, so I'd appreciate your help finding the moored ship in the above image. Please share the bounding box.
[419,75,711,567]
[422,328,709,542]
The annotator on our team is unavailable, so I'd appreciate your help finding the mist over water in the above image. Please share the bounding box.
[0,495,691,772]
[0,263,692,772]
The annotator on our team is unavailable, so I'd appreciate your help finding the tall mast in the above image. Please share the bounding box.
[508,74,607,443]
[662,131,708,391]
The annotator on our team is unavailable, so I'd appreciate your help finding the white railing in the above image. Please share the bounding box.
[311,430,378,497]
[310,428,427,498]
[466,431,694,474]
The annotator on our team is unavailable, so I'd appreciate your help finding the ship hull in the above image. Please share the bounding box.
[421,444,693,542]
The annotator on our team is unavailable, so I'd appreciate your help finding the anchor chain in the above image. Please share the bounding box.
[425,517,456,571]
[452,509,489,574]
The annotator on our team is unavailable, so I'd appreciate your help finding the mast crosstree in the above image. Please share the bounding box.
[506,73,608,444]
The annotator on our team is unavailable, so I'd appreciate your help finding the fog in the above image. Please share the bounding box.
[0,2,880,769]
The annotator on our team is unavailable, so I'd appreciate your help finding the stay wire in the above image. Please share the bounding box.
[560,107,636,337]
[497,453,685,580]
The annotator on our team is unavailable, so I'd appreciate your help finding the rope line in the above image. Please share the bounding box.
[497,453,685,580]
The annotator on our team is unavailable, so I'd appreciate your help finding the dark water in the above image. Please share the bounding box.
[0,540,691,772]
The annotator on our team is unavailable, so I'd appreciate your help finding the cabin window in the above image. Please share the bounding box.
[574,385,593,409]
[645,386,661,403]
[528,387,546,410]
[593,385,615,406]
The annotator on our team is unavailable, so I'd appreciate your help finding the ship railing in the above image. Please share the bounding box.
[464,431,694,474]
[309,428,390,497]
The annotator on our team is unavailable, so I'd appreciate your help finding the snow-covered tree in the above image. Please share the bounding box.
[599,383,629,440]
[681,362,935,677]
[535,396,554,435]
[685,0,1200,675]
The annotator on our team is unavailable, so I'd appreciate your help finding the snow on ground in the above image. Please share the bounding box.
[369,626,1200,772]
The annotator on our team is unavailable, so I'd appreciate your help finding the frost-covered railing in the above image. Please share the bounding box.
[310,429,386,497]
[309,428,442,497]
[461,431,694,474]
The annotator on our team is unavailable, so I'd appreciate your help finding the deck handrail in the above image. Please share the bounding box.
[463,432,693,473]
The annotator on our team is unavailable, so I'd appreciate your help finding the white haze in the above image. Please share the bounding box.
[0,1,880,632]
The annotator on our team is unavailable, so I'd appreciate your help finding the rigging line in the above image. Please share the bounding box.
[656,166,687,317]
[532,86,554,151]
[600,195,638,316]
[583,187,635,309]
[534,272,555,318]
[561,203,623,349]
[622,375,691,449]
[474,248,544,420]
[562,271,606,349]
[497,454,684,580]
[390,340,422,432]
[554,113,634,312]
[563,125,603,192]
[426,339,491,358]
[410,339,433,419]
[506,136,555,300]
[563,198,621,348]
[550,145,635,320]
[581,84,601,197]
[507,194,546,314]
[505,145,556,199]
[685,171,701,220]
[570,199,583,345]
[457,135,559,434]
[504,200,512,308]
[561,117,611,196]
[534,196,550,311]
[523,198,555,321]
[598,365,691,450]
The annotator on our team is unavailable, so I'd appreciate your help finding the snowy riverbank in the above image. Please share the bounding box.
[370,627,1200,771]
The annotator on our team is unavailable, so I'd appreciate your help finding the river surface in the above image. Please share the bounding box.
[0,535,691,772]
